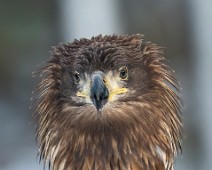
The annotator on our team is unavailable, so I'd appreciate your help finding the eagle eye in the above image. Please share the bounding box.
[119,66,128,80]
[73,71,80,84]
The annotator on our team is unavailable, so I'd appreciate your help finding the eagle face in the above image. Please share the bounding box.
[33,34,182,170]
[61,40,146,113]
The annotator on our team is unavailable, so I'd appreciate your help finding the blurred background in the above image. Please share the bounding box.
[0,0,211,169]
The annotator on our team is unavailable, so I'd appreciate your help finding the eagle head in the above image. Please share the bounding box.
[33,34,182,170]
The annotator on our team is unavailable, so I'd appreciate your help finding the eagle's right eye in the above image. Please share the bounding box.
[119,66,128,80]
[73,71,80,84]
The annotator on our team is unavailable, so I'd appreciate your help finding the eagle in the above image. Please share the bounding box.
[32,34,182,170]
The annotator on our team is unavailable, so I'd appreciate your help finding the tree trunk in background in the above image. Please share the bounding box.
[59,0,123,41]
[190,0,212,169]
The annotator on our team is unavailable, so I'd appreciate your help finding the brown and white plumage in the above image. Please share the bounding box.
[32,34,182,170]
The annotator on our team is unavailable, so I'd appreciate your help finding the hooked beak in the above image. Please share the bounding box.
[90,71,109,110]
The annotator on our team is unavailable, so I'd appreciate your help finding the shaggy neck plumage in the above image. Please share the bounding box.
[37,97,180,170]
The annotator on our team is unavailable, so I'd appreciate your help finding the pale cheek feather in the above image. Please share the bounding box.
[75,74,93,103]
[105,71,120,91]
[162,122,177,155]
[49,141,61,167]
[156,145,166,168]
[160,122,175,170]
[105,71,128,101]
[155,145,173,170]
[45,136,66,170]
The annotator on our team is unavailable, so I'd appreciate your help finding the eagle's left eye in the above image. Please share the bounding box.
[119,66,128,80]
[73,71,80,84]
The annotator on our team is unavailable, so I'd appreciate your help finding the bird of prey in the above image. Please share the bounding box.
[32,34,182,170]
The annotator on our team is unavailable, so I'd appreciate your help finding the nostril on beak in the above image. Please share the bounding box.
[94,93,100,101]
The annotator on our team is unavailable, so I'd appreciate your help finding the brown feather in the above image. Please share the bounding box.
[32,34,182,170]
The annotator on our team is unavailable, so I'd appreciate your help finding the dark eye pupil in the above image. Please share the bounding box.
[73,72,80,83]
[120,70,126,77]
